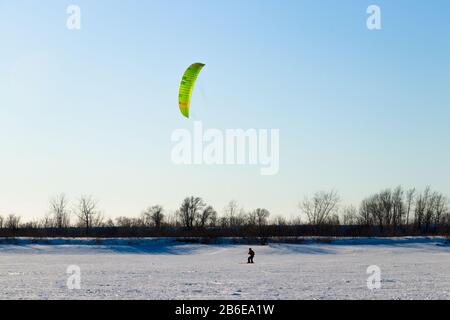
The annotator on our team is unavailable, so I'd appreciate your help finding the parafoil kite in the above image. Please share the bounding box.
[178,63,205,118]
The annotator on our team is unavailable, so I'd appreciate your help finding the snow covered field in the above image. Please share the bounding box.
[0,238,448,300]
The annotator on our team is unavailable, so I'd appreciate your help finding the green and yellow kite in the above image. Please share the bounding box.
[178,63,205,118]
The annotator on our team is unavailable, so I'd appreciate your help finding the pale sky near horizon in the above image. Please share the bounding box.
[0,0,449,220]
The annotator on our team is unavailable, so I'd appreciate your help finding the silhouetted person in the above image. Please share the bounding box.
[248,248,255,264]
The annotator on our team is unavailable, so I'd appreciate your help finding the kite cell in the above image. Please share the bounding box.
[178,63,205,118]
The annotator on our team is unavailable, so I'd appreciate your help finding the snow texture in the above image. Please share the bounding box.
[0,237,448,300]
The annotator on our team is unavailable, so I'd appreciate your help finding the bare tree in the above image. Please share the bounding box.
[391,186,405,229]
[75,195,102,233]
[328,213,340,225]
[219,216,228,228]
[253,208,270,228]
[360,190,391,230]
[0,186,447,237]
[178,196,205,229]
[21,219,40,229]
[40,213,55,228]
[208,207,218,227]
[247,210,257,226]
[272,215,287,226]
[405,188,416,226]
[198,206,217,228]
[442,211,450,225]
[421,190,447,231]
[342,205,358,225]
[378,189,393,227]
[224,201,240,227]
[5,214,21,230]
[142,205,165,228]
[424,192,436,231]
[359,198,374,226]
[115,216,140,228]
[165,212,180,228]
[433,193,447,225]
[50,194,70,228]
[105,218,115,228]
[291,216,302,225]
[414,187,430,230]
[300,191,340,225]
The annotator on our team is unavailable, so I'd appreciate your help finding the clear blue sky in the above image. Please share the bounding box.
[0,0,449,220]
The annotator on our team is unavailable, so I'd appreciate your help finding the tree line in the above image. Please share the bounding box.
[0,186,449,238]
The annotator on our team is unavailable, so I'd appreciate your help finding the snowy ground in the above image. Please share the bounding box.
[0,238,448,300]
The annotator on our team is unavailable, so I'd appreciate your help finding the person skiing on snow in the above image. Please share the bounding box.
[248,248,255,264]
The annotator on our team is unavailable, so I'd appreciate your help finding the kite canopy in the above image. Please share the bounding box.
[178,63,205,118]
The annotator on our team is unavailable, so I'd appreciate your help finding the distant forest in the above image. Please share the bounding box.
[0,186,449,238]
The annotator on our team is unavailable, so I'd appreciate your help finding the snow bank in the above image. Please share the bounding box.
[0,236,447,247]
